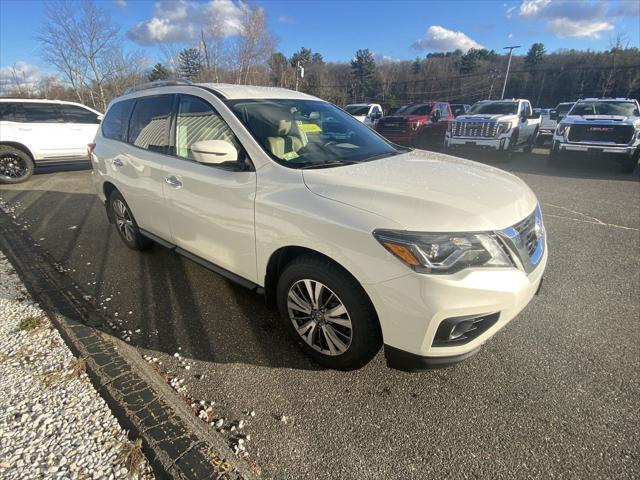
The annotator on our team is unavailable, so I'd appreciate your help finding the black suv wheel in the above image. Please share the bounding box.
[0,146,34,184]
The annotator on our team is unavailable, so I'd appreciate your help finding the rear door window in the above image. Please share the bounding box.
[59,104,101,124]
[102,99,135,141]
[127,95,174,153]
[18,103,64,123]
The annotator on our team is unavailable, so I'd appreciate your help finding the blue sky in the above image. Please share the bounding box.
[1,0,639,82]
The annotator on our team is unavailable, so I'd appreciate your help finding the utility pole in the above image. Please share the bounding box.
[501,45,520,99]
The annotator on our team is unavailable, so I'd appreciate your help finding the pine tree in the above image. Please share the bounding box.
[351,49,378,101]
[177,48,204,80]
[148,63,170,82]
[525,43,546,68]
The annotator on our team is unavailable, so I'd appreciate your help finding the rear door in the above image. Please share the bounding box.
[58,104,102,156]
[115,94,175,240]
[12,103,72,160]
[161,93,257,283]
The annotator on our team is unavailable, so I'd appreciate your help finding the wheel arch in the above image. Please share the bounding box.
[264,246,379,325]
[0,142,35,162]
[102,181,118,223]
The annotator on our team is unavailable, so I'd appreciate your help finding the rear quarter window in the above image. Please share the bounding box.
[0,103,16,121]
[60,104,101,124]
[102,99,135,141]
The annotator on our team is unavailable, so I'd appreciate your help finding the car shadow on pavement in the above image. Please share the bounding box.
[1,187,321,371]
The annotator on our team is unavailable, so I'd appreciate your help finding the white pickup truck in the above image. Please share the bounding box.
[344,103,383,127]
[445,99,541,157]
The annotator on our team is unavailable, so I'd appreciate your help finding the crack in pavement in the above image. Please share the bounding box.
[543,203,640,232]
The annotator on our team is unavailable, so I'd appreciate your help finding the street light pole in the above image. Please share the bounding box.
[501,45,520,100]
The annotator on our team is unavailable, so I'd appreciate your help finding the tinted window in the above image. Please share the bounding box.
[396,104,433,116]
[60,104,100,124]
[18,103,64,123]
[0,103,16,121]
[127,95,173,152]
[175,95,243,165]
[102,99,135,141]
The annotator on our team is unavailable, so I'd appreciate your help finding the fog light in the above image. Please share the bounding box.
[433,312,500,346]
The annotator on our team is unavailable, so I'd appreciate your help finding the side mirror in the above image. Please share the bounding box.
[371,111,382,120]
[549,110,558,121]
[431,111,441,122]
[190,139,238,164]
[96,114,104,122]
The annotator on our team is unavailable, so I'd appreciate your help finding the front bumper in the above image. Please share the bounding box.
[364,245,547,371]
[553,135,640,156]
[445,133,512,151]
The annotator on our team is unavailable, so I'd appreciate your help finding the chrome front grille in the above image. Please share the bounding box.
[452,121,499,138]
[497,206,545,274]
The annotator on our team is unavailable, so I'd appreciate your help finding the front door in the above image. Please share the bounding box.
[162,94,258,283]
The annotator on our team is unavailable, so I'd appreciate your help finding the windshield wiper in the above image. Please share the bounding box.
[298,160,358,169]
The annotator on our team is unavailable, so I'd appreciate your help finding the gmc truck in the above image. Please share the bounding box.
[551,98,640,173]
[375,101,454,147]
[445,99,541,158]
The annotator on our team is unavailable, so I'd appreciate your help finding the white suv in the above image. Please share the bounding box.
[91,81,547,371]
[0,99,102,183]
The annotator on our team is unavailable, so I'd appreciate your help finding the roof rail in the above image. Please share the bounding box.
[124,79,193,95]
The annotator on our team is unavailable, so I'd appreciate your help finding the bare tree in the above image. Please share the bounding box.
[234,5,275,84]
[38,0,120,110]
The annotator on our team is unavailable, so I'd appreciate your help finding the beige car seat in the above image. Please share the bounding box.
[266,119,308,160]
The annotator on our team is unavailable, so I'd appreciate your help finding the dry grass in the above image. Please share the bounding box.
[42,357,86,387]
[19,316,43,332]
[120,438,144,479]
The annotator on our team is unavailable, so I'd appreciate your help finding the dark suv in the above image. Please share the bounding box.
[375,101,454,147]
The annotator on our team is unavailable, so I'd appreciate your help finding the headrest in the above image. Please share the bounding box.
[274,119,291,136]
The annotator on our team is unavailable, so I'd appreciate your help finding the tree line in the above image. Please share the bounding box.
[4,0,639,112]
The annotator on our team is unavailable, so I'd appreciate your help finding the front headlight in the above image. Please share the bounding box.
[373,230,512,274]
[556,123,569,136]
[497,122,511,134]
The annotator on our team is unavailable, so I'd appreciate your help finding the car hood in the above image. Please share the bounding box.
[302,149,538,232]
[455,114,517,122]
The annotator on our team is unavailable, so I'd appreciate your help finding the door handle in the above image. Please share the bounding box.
[112,158,124,167]
[164,175,183,189]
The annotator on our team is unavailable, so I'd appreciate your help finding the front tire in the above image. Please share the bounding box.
[276,256,382,370]
[620,156,638,174]
[0,146,34,184]
[109,190,151,251]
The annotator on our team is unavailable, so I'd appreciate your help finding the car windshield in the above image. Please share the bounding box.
[468,102,518,115]
[569,101,639,117]
[226,99,403,167]
[395,104,433,116]
[345,105,370,116]
[557,103,573,115]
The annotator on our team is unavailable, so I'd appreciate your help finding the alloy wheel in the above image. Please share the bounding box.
[0,154,29,180]
[287,279,353,356]
[112,199,135,243]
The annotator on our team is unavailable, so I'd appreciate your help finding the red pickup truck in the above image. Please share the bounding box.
[375,101,455,147]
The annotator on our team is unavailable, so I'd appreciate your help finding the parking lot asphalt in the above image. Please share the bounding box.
[1,149,638,479]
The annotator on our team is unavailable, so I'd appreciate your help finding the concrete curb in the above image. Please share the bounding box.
[0,209,258,480]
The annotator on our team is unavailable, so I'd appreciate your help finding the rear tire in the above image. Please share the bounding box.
[523,128,538,154]
[0,146,34,184]
[276,255,382,370]
[547,141,563,167]
[109,190,152,251]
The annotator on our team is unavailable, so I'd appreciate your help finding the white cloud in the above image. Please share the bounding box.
[517,0,616,39]
[114,0,127,7]
[412,25,483,52]
[614,0,640,17]
[0,61,48,94]
[127,0,245,46]
[547,18,614,38]
[508,32,514,38]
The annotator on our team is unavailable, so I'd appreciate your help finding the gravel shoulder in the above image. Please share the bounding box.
[0,251,154,480]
